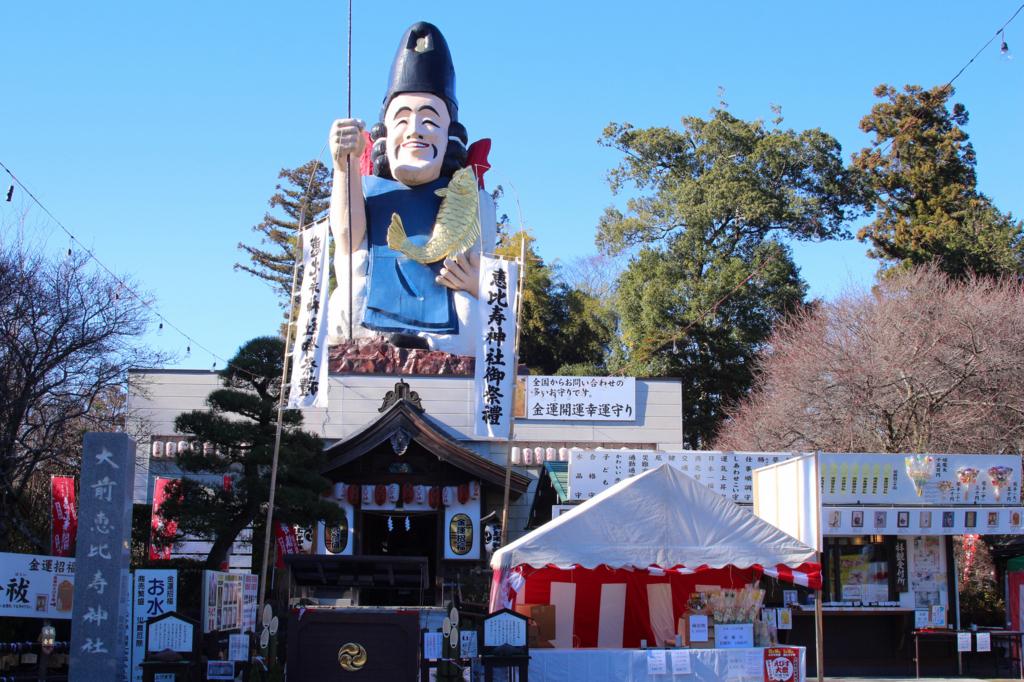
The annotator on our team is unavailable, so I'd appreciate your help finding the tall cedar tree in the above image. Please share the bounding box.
[598,109,863,447]
[852,84,1024,278]
[495,230,615,375]
[159,337,341,569]
[236,160,331,313]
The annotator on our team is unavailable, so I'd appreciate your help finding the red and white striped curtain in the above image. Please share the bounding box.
[492,562,820,648]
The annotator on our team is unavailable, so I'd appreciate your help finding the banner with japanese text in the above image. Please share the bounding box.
[473,256,519,439]
[149,477,177,561]
[0,551,75,619]
[288,219,330,409]
[51,475,78,557]
[130,569,177,682]
[273,522,301,569]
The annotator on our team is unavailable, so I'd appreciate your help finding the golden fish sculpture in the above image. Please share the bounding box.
[387,165,480,264]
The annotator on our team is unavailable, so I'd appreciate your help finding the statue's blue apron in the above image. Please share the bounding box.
[362,175,458,334]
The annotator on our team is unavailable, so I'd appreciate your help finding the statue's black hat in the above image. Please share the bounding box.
[382,22,458,121]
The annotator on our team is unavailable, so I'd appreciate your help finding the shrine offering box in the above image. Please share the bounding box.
[714,623,754,649]
[514,603,556,645]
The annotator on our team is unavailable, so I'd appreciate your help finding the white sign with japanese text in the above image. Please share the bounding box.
[288,219,330,409]
[569,450,791,502]
[131,570,177,682]
[0,552,75,619]
[820,453,1021,505]
[525,376,636,421]
[474,257,519,440]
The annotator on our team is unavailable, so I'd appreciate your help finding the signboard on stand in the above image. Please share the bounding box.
[69,432,136,681]
[131,570,177,682]
[482,609,528,655]
[202,570,259,634]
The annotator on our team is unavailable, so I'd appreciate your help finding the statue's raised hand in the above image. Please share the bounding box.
[330,118,366,172]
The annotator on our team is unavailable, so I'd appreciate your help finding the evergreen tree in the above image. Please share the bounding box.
[158,336,341,569]
[236,160,332,312]
[852,84,1024,278]
[598,109,861,446]
[495,231,614,375]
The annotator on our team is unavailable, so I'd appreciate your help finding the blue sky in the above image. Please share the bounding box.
[2,2,1021,368]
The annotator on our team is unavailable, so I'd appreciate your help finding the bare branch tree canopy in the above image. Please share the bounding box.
[0,240,167,551]
[716,267,1024,455]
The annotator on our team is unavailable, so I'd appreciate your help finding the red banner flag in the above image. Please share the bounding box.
[150,477,178,560]
[50,476,78,557]
[273,522,300,569]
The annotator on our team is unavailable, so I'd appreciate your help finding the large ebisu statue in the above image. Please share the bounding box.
[327,21,496,356]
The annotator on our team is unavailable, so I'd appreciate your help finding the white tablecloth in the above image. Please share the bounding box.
[524,647,806,682]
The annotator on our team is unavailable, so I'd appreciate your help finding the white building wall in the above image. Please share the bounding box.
[127,370,684,541]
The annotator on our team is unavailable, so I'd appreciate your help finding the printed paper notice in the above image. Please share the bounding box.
[976,632,991,652]
[957,632,972,652]
[689,614,709,642]
[646,649,667,675]
[914,609,929,628]
[670,649,692,674]
[424,632,443,660]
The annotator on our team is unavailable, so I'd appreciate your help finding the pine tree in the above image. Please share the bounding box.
[158,336,342,569]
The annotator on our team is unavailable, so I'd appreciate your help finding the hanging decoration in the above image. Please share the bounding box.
[387,483,400,504]
[402,483,415,504]
[458,483,470,505]
[374,484,387,506]
[428,486,441,509]
[347,484,361,507]
[361,485,373,506]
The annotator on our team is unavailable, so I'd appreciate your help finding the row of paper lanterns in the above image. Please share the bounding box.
[510,446,573,465]
[329,481,480,508]
[152,439,215,457]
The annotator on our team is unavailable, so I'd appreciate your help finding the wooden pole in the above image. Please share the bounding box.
[814,450,825,682]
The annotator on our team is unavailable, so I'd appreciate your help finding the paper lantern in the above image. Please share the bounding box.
[178,440,189,454]
[346,484,361,506]
[414,485,427,504]
[361,485,373,506]
[402,483,415,504]
[374,484,387,506]
[558,447,569,462]
[152,442,162,458]
[428,486,440,509]
[387,483,400,503]
[546,447,557,462]
[521,448,533,465]
[457,483,470,505]
[333,483,346,499]
[510,447,521,465]
[442,486,454,507]
[469,481,481,500]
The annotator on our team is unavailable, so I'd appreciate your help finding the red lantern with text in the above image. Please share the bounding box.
[428,486,440,509]
[457,483,470,505]
[374,484,387,506]
[469,480,480,500]
[346,484,361,506]
[402,483,415,504]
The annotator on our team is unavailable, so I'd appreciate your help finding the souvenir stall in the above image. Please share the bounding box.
[489,464,819,682]
[755,452,1024,676]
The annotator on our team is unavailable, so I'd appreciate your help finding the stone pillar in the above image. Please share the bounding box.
[69,432,136,681]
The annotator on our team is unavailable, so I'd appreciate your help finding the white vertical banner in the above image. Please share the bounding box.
[288,220,331,408]
[131,569,177,682]
[474,256,519,439]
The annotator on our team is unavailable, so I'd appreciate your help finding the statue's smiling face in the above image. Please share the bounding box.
[385,92,451,186]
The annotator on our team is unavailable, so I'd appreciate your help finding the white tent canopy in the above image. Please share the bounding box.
[492,463,817,572]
